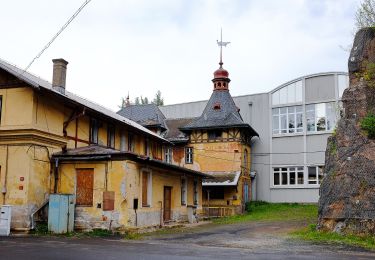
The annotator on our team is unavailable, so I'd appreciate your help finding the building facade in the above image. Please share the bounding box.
[0,58,205,231]
[161,72,349,203]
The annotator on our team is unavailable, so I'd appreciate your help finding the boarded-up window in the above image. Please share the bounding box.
[76,169,94,206]
[142,171,150,207]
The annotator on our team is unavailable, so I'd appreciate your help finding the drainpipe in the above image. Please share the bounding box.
[1,145,9,204]
[53,158,59,193]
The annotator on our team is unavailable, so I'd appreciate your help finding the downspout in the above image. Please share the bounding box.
[1,145,9,204]
[53,158,59,193]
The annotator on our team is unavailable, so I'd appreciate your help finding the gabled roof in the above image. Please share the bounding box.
[180,90,259,136]
[117,104,166,130]
[0,58,168,143]
[163,118,195,143]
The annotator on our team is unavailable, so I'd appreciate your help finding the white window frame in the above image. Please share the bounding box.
[165,147,172,164]
[271,166,324,188]
[306,102,337,133]
[307,165,324,186]
[185,147,193,164]
[272,105,303,135]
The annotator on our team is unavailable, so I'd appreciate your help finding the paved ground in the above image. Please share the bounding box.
[0,221,374,259]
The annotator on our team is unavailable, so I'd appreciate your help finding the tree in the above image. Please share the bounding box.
[355,0,375,31]
[152,90,164,106]
[135,97,140,105]
[141,96,149,104]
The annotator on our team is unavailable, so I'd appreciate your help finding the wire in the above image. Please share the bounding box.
[24,0,92,72]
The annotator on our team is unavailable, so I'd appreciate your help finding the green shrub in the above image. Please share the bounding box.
[360,113,375,138]
[245,201,269,212]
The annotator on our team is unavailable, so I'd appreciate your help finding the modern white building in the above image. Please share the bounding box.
[160,72,349,203]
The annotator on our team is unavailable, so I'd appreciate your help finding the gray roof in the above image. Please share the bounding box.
[163,118,195,143]
[0,58,168,143]
[180,90,259,136]
[117,104,166,130]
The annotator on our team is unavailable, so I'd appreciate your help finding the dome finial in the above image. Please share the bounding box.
[216,28,230,68]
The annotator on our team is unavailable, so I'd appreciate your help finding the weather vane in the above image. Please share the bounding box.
[216,28,230,68]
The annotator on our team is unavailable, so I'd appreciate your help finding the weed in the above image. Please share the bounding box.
[360,113,375,138]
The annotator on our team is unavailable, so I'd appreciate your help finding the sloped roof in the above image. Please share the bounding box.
[180,90,259,136]
[0,58,168,143]
[163,118,195,143]
[202,171,241,186]
[117,104,166,130]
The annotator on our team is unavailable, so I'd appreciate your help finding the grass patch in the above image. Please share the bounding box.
[292,224,375,250]
[213,202,318,224]
[31,224,118,238]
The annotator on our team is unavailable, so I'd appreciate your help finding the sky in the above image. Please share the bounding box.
[0,0,360,111]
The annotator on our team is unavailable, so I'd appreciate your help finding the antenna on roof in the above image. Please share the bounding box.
[216,28,230,68]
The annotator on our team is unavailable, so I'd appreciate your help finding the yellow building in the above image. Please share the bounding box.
[119,59,259,216]
[0,58,206,232]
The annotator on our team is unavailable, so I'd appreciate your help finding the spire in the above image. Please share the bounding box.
[213,28,231,91]
[216,28,230,68]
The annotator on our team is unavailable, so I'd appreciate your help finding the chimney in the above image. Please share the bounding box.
[52,58,68,94]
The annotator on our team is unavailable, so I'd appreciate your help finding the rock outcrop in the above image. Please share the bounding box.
[318,28,375,235]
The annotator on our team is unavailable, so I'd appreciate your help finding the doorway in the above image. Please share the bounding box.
[163,186,172,221]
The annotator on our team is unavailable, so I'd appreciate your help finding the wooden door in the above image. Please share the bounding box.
[76,169,94,206]
[163,187,172,221]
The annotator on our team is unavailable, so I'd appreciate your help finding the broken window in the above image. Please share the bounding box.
[90,118,99,144]
[208,130,222,140]
[107,124,115,148]
[142,171,151,207]
[128,133,135,152]
[165,147,172,164]
[181,177,187,205]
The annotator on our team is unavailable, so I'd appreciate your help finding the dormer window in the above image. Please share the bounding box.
[213,103,221,110]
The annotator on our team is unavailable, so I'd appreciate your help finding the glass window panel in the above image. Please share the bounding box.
[272,91,280,105]
[274,172,280,185]
[282,172,288,185]
[280,114,287,132]
[316,103,325,118]
[308,167,317,184]
[287,83,296,103]
[296,105,303,113]
[273,115,279,134]
[272,108,279,115]
[287,106,295,114]
[306,111,315,132]
[295,81,303,102]
[306,104,314,112]
[288,112,295,133]
[338,75,349,98]
[316,117,326,131]
[298,172,304,184]
[296,113,303,128]
[318,166,324,184]
[326,102,336,131]
[297,167,304,171]
[280,107,287,114]
[290,171,296,185]
[279,87,288,104]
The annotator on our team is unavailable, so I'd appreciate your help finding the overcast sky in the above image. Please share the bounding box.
[0,0,359,111]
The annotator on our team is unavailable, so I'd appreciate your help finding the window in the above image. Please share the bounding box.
[272,106,303,134]
[128,133,134,152]
[0,96,2,124]
[142,171,151,207]
[308,166,324,185]
[165,147,172,164]
[243,149,248,169]
[185,147,193,164]
[90,118,99,144]
[273,167,304,186]
[107,125,115,148]
[193,179,198,205]
[120,131,126,151]
[272,81,302,105]
[306,102,336,132]
[144,138,150,156]
[338,74,349,98]
[208,130,222,140]
[76,169,94,206]
[181,178,187,205]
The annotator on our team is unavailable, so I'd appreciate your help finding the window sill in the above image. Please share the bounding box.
[306,131,334,136]
[142,205,150,208]
[272,133,304,138]
[270,185,320,189]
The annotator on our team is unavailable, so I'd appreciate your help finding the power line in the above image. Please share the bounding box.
[24,0,92,72]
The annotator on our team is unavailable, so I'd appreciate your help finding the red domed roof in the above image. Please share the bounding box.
[214,66,229,79]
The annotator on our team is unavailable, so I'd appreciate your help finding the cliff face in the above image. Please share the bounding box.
[318,28,375,235]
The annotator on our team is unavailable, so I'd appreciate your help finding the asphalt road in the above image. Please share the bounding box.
[0,221,374,260]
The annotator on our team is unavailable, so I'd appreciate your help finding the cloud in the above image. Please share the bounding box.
[0,0,360,110]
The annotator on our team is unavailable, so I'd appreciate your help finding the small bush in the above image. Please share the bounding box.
[360,113,375,138]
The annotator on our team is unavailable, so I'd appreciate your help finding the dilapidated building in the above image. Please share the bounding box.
[0,58,207,232]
